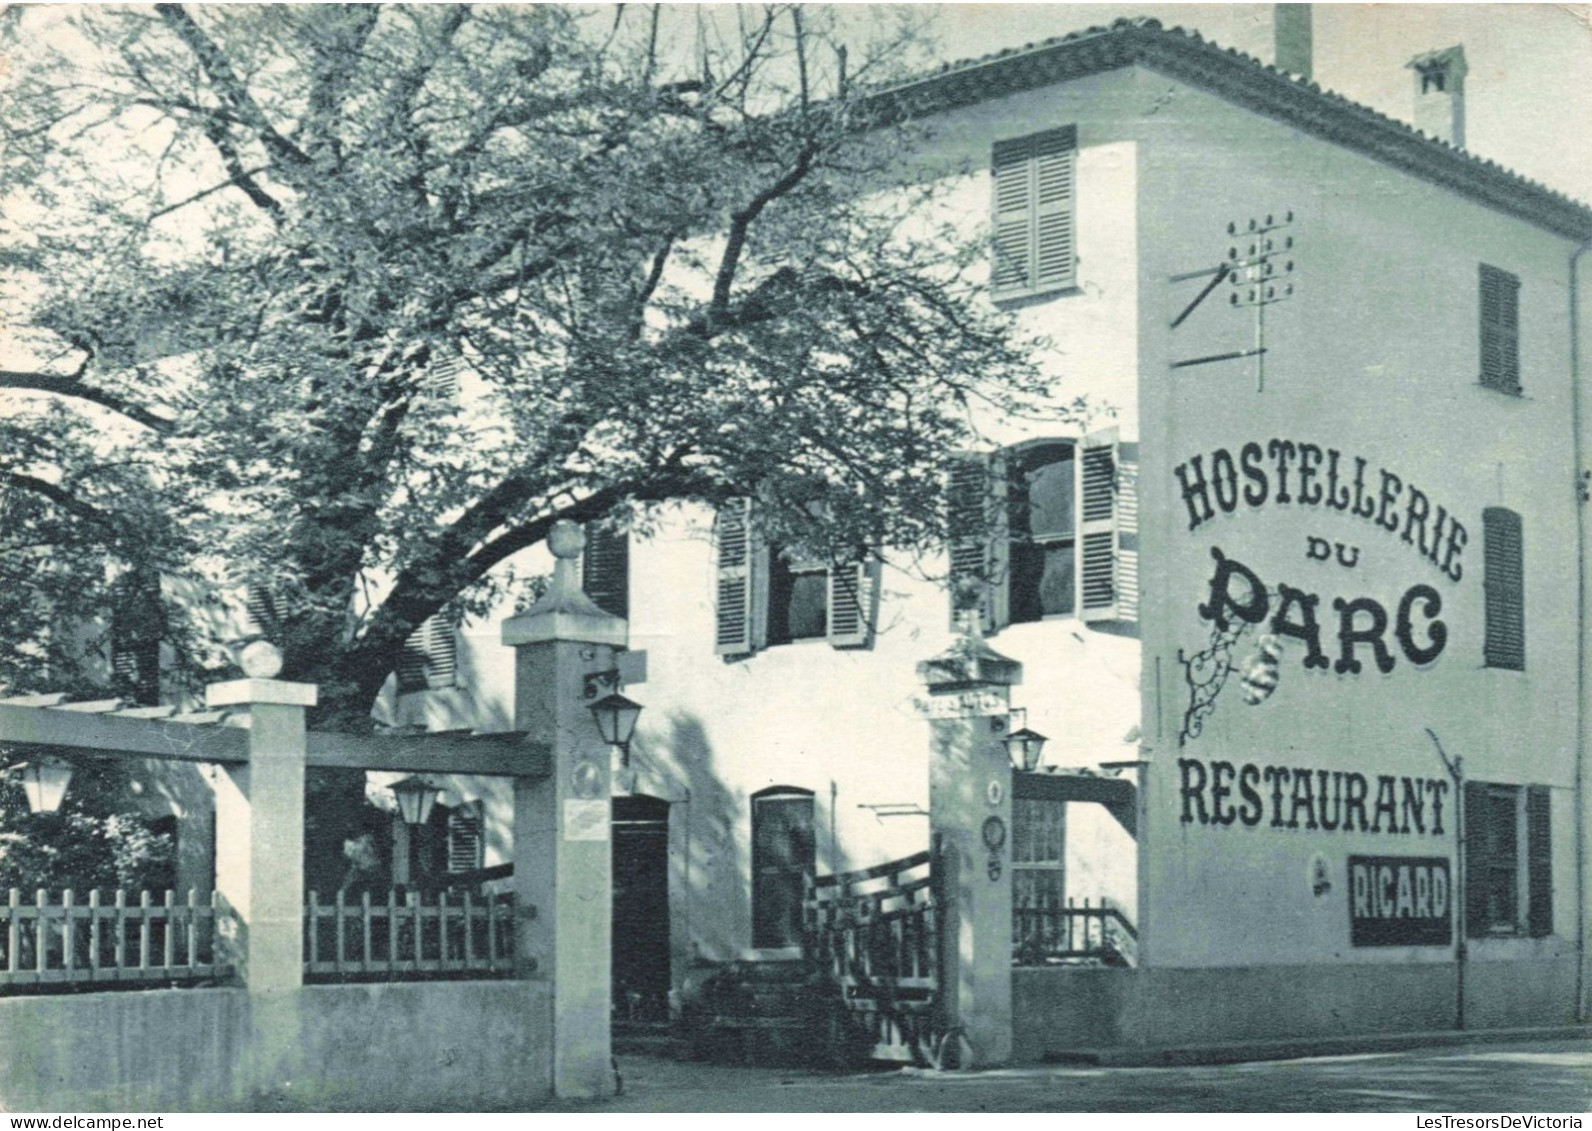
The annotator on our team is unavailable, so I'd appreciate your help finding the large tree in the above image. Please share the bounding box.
[0,4,1067,728]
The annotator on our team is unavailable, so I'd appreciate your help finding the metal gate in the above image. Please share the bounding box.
[803,845,941,1063]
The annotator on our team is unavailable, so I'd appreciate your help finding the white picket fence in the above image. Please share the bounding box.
[303,889,517,980]
[0,888,230,989]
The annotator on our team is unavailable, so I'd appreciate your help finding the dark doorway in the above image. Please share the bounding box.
[612,794,671,1021]
[751,788,816,949]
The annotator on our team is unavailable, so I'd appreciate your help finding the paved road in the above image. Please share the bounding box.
[545,1038,1592,1113]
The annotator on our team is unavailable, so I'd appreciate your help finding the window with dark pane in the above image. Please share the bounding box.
[767,547,827,644]
[1009,443,1076,623]
[1478,264,1520,395]
[751,789,815,949]
[1482,507,1524,670]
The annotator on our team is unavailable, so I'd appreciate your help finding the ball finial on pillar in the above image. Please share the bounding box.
[548,520,585,560]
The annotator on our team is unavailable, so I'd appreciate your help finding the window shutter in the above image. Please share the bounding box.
[827,559,880,649]
[946,453,1007,633]
[1482,507,1524,670]
[582,525,629,619]
[446,801,484,874]
[111,571,163,706]
[428,350,465,397]
[397,614,457,693]
[1526,785,1552,938]
[1079,428,1122,623]
[1117,442,1140,623]
[245,585,278,637]
[1463,781,1489,938]
[715,499,757,655]
[991,126,1077,297]
[1479,264,1520,394]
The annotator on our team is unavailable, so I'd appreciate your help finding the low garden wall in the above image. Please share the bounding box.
[0,980,553,1112]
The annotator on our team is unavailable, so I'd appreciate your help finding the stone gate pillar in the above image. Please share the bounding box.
[206,651,315,1091]
[918,614,1021,1067]
[502,521,626,1100]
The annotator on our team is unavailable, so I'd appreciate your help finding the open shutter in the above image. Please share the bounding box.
[446,801,484,875]
[1463,782,1489,937]
[1527,785,1552,937]
[111,571,163,706]
[582,525,629,619]
[827,559,880,649]
[1116,442,1140,624]
[991,127,1077,297]
[1079,428,1119,623]
[397,614,457,692]
[715,499,757,655]
[245,585,278,637]
[947,453,1007,633]
[1479,265,1520,394]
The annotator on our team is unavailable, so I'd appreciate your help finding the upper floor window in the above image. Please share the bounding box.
[582,525,629,619]
[713,500,879,656]
[948,429,1137,633]
[991,126,1077,299]
[397,613,458,693]
[1478,264,1520,395]
[1481,506,1523,670]
[1464,782,1552,937]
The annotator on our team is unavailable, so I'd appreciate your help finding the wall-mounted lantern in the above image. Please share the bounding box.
[14,756,74,814]
[589,692,643,767]
[1003,708,1048,773]
[390,775,441,827]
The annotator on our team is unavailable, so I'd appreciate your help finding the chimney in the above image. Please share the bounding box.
[1407,46,1467,148]
[1272,4,1312,80]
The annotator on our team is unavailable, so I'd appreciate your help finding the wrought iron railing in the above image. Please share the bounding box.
[1013,896,1137,967]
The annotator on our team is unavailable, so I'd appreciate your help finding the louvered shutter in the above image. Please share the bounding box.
[428,350,465,397]
[1526,785,1552,938]
[991,126,1077,297]
[1482,507,1524,670]
[1116,442,1140,623]
[1079,428,1121,623]
[827,559,880,649]
[245,585,278,638]
[111,572,163,706]
[397,614,457,692]
[1479,265,1520,394]
[446,801,484,874]
[715,500,757,655]
[582,525,629,619]
[946,453,1007,633]
[1463,782,1492,937]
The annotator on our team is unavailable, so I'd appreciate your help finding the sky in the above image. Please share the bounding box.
[828,3,1592,202]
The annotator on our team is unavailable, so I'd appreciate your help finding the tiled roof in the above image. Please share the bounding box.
[871,18,1592,242]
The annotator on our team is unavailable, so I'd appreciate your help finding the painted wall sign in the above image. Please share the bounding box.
[1348,855,1452,946]
[913,689,1009,719]
[1173,441,1466,582]
[1199,547,1447,674]
[1178,757,1451,836]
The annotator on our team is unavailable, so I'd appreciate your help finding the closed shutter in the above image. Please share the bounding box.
[1079,428,1120,623]
[397,614,457,693]
[827,559,880,649]
[1527,785,1552,938]
[946,453,1008,633]
[1463,781,1489,937]
[714,499,757,655]
[111,571,163,706]
[446,801,484,875]
[428,350,465,397]
[583,525,629,619]
[991,126,1077,297]
[1482,507,1524,670]
[1479,265,1520,394]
